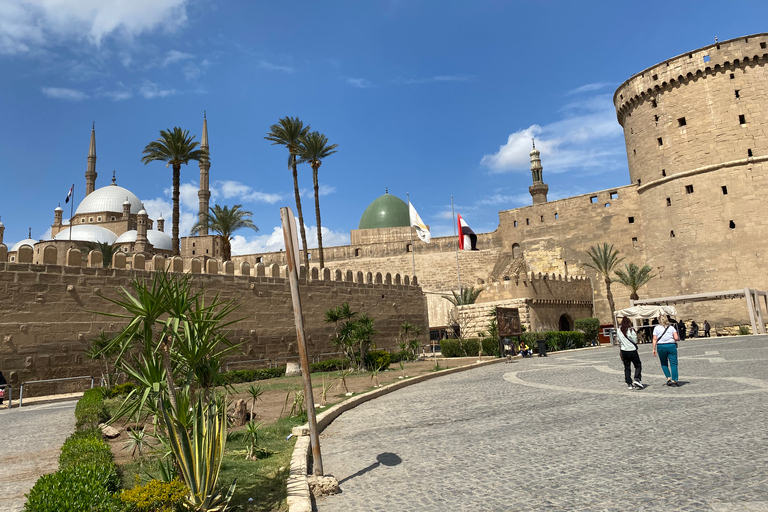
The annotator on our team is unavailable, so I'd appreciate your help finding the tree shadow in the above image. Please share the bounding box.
[338,452,402,485]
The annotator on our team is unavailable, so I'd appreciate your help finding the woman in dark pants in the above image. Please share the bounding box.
[617,317,644,390]
[653,316,681,386]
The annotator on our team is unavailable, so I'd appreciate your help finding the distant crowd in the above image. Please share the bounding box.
[635,318,711,344]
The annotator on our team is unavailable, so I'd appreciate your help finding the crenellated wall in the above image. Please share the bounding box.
[0,262,428,395]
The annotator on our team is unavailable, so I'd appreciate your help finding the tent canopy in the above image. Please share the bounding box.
[614,305,677,320]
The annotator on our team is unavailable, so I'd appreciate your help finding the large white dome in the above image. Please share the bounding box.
[10,238,36,252]
[53,225,118,244]
[75,184,142,215]
[114,230,173,252]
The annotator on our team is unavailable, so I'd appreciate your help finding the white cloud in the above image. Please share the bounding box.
[41,86,88,101]
[97,83,132,101]
[393,74,474,85]
[479,93,624,175]
[178,183,200,211]
[0,0,190,53]
[257,60,294,73]
[300,184,336,198]
[343,77,374,88]
[567,82,614,95]
[213,180,283,204]
[229,223,350,256]
[162,49,193,67]
[138,80,176,99]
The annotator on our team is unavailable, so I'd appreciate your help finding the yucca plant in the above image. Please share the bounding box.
[245,384,263,420]
[244,420,262,460]
[161,396,236,512]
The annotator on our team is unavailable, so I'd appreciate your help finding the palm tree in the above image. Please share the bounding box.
[614,262,656,301]
[265,117,311,269]
[297,131,338,269]
[443,286,483,306]
[141,127,207,256]
[190,204,259,262]
[584,243,625,322]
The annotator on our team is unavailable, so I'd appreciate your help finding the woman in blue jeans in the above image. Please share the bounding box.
[653,316,680,386]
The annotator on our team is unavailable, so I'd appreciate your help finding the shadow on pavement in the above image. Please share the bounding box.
[338,452,402,485]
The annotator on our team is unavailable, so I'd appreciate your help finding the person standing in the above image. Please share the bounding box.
[653,316,680,386]
[618,317,644,390]
[677,319,687,342]
[703,320,711,337]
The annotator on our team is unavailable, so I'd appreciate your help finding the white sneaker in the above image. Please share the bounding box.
[627,385,635,390]
[633,380,645,389]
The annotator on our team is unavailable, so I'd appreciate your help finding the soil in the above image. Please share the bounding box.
[105,356,490,465]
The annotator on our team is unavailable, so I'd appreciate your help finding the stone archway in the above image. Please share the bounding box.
[512,243,521,259]
[559,314,573,332]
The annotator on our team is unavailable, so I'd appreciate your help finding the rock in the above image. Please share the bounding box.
[229,399,248,427]
[308,475,340,497]
[285,361,302,376]
[99,423,120,439]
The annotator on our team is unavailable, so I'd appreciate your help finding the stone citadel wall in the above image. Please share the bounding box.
[0,262,428,394]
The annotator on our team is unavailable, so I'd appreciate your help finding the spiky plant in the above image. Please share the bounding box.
[443,286,483,306]
[583,243,625,321]
[190,204,259,262]
[614,262,656,301]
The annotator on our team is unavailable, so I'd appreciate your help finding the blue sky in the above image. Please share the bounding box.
[1,0,766,254]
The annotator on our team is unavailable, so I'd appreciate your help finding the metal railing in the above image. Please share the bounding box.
[0,384,12,409]
[19,376,95,407]
[311,352,344,363]
[271,356,300,368]
[224,359,271,372]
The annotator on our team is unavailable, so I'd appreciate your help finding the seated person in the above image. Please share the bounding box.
[518,342,532,358]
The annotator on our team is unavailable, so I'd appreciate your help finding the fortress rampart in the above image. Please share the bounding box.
[0,261,428,394]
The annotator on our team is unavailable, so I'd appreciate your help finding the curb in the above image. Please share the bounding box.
[286,357,505,512]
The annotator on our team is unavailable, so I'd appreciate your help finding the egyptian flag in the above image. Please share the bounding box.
[457,214,478,251]
[65,184,74,203]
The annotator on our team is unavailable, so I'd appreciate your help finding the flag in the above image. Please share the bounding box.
[457,214,478,251]
[408,201,431,243]
[65,184,74,203]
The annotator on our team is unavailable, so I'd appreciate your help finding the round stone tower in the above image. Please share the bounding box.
[614,33,768,305]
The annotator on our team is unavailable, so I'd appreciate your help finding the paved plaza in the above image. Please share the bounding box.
[317,336,768,512]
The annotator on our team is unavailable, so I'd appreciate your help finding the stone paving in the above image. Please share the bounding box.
[0,400,76,512]
[316,336,768,511]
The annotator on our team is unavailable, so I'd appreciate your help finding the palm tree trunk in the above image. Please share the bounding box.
[172,165,181,256]
[313,165,324,269]
[223,237,231,262]
[605,277,617,327]
[291,156,310,270]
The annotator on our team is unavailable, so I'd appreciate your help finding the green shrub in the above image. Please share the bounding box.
[59,431,113,470]
[481,337,500,357]
[103,382,136,399]
[75,388,109,430]
[439,339,464,357]
[738,325,751,335]
[574,318,600,346]
[364,350,391,370]
[120,479,188,512]
[545,331,586,352]
[389,350,410,363]
[309,359,347,373]
[221,367,286,384]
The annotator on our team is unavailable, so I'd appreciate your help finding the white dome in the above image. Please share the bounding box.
[115,229,173,252]
[75,185,142,215]
[53,225,118,244]
[10,238,36,252]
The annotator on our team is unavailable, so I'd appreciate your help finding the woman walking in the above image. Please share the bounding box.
[653,316,680,386]
[618,317,644,390]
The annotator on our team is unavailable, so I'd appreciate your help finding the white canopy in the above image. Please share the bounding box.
[614,305,677,320]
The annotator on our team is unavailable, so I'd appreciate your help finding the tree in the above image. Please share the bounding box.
[297,131,338,269]
[265,117,311,269]
[141,127,207,256]
[190,204,259,262]
[584,243,625,323]
[614,262,656,301]
[443,286,483,306]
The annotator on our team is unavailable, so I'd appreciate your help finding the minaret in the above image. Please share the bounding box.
[52,205,63,237]
[197,111,211,235]
[157,214,165,233]
[135,208,150,253]
[0,216,4,245]
[528,138,549,205]
[85,122,97,196]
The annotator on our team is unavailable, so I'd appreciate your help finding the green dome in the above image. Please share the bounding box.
[358,193,410,229]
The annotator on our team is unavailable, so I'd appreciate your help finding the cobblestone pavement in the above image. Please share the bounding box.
[317,336,768,512]
[0,400,76,512]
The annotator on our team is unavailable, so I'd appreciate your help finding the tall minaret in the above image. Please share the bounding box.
[197,112,211,235]
[85,122,97,196]
[0,216,4,245]
[528,138,549,205]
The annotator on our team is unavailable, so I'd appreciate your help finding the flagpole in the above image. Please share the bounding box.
[69,185,74,244]
[451,195,461,291]
[407,193,416,277]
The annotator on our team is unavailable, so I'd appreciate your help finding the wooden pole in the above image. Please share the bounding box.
[281,207,323,475]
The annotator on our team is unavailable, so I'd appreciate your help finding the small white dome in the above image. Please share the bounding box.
[75,185,142,215]
[10,238,36,252]
[54,206,63,212]
[115,230,173,252]
[138,209,147,216]
[53,225,118,244]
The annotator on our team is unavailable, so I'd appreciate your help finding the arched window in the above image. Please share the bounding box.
[511,243,521,259]
[559,314,573,332]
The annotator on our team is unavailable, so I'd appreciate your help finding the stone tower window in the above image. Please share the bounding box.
[678,117,686,126]
[605,203,610,208]
[654,115,659,122]
[590,196,598,204]
[610,191,618,199]
[739,114,746,125]
[657,137,663,146]
[686,185,694,194]
[354,248,361,257]
[554,213,559,220]
[670,230,675,238]
[632,237,638,247]
[628,217,635,224]
[761,42,767,49]
[722,186,728,195]
[651,99,657,108]
[633,149,636,157]
[406,244,412,253]
[735,90,740,99]
[748,149,753,157]
[729,220,736,229]
[730,73,735,79]
[513,221,517,227]
[540,215,544,222]
[666,197,672,206]
[703,55,711,63]
[526,218,530,225]
[256,257,263,263]
[637,179,641,185]
[652,74,658,80]
[662,169,667,177]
